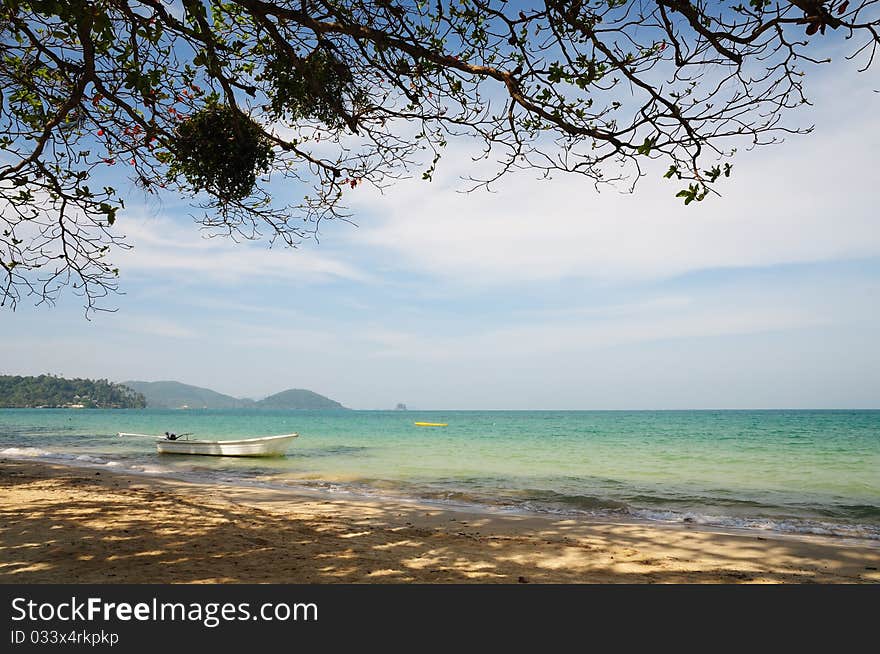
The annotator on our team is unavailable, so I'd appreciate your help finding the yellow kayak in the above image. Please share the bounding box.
[414,422,448,427]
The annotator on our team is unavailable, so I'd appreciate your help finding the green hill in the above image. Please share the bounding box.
[122,381,252,409]
[256,388,347,410]
[123,381,347,410]
[0,375,145,408]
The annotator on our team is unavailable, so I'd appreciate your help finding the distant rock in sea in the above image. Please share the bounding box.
[395,403,408,411]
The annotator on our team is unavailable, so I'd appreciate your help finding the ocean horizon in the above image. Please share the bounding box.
[2,408,878,542]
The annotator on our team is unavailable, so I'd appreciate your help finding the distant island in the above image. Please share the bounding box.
[0,375,146,409]
[123,380,347,410]
[121,380,251,409]
[0,376,346,410]
[254,388,346,410]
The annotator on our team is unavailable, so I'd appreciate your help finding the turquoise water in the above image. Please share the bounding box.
[1,409,878,539]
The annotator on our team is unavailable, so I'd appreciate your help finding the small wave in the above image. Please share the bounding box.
[0,446,169,476]
[292,445,370,458]
[1,446,54,458]
[629,508,880,540]
[1,446,108,465]
[506,488,631,512]
[74,454,108,464]
[124,464,169,475]
[834,504,880,520]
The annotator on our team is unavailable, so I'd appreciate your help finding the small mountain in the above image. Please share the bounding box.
[123,381,347,410]
[123,380,252,409]
[256,388,346,410]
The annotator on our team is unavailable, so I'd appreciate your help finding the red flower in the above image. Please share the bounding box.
[97,129,104,136]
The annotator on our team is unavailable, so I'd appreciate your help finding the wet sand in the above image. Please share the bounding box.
[1,459,878,583]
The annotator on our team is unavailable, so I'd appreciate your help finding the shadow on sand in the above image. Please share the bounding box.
[1,461,877,583]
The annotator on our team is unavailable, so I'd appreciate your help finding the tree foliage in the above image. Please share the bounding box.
[169,100,274,201]
[1,0,878,313]
[0,374,146,408]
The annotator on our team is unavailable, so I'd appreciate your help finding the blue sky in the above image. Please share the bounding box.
[1,46,878,409]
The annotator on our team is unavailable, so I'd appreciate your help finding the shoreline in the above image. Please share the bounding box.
[5,447,878,544]
[1,459,878,583]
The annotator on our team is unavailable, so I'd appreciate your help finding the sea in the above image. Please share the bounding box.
[1,408,878,541]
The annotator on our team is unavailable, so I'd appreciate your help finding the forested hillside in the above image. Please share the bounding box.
[0,375,146,408]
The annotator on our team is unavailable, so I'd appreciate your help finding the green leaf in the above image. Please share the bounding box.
[637,137,656,156]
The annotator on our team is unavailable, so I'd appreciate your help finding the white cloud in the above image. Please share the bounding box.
[113,316,197,340]
[115,212,373,285]
[347,73,880,287]
[359,302,827,362]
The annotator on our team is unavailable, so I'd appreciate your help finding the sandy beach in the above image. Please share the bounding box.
[1,459,878,584]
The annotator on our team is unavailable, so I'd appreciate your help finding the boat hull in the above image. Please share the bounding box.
[155,433,298,457]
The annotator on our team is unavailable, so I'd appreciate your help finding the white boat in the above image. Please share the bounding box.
[117,432,298,457]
